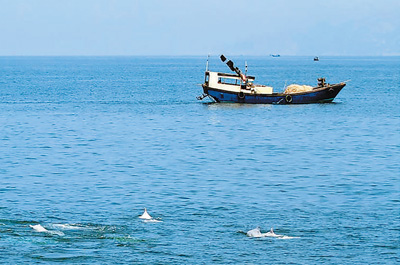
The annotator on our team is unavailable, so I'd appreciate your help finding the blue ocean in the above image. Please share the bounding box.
[0,56,399,264]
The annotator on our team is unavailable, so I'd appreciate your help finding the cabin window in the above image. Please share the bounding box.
[219,78,239,85]
[205,72,209,84]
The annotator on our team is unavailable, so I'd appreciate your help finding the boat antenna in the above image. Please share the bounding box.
[205,54,210,72]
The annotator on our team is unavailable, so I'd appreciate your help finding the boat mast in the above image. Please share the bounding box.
[205,54,210,72]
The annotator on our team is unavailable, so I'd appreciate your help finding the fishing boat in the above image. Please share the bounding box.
[197,55,346,104]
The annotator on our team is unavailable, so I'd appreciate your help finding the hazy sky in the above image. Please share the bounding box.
[0,0,399,56]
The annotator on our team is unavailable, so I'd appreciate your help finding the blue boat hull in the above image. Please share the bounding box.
[203,83,346,104]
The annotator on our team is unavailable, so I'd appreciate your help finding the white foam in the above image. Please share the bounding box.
[276,235,299,240]
[47,230,65,236]
[143,219,163,223]
[51,224,87,230]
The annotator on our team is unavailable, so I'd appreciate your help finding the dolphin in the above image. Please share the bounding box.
[246,227,263,237]
[139,208,163,222]
[30,224,65,236]
[246,227,298,239]
[139,208,152,220]
[263,227,282,238]
[30,224,48,232]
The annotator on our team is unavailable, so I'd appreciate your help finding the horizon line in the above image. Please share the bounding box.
[1,54,399,57]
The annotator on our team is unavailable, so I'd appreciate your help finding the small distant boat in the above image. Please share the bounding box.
[314,56,319,61]
[197,55,346,104]
[270,54,280,57]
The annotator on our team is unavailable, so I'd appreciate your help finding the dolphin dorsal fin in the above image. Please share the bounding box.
[139,208,152,219]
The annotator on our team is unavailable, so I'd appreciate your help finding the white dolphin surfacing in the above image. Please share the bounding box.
[262,227,281,238]
[139,208,163,222]
[30,224,65,236]
[246,227,263,237]
[139,208,152,220]
[30,224,48,233]
[246,227,298,239]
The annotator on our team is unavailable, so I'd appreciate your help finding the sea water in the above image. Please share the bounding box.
[0,56,399,264]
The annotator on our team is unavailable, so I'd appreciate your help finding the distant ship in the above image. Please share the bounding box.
[314,56,319,61]
[270,54,280,57]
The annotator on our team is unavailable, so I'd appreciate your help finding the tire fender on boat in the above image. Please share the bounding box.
[285,95,292,103]
[238,91,245,99]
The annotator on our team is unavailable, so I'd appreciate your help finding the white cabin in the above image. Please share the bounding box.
[205,71,273,94]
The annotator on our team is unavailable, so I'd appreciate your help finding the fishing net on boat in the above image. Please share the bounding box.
[283,84,313,94]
